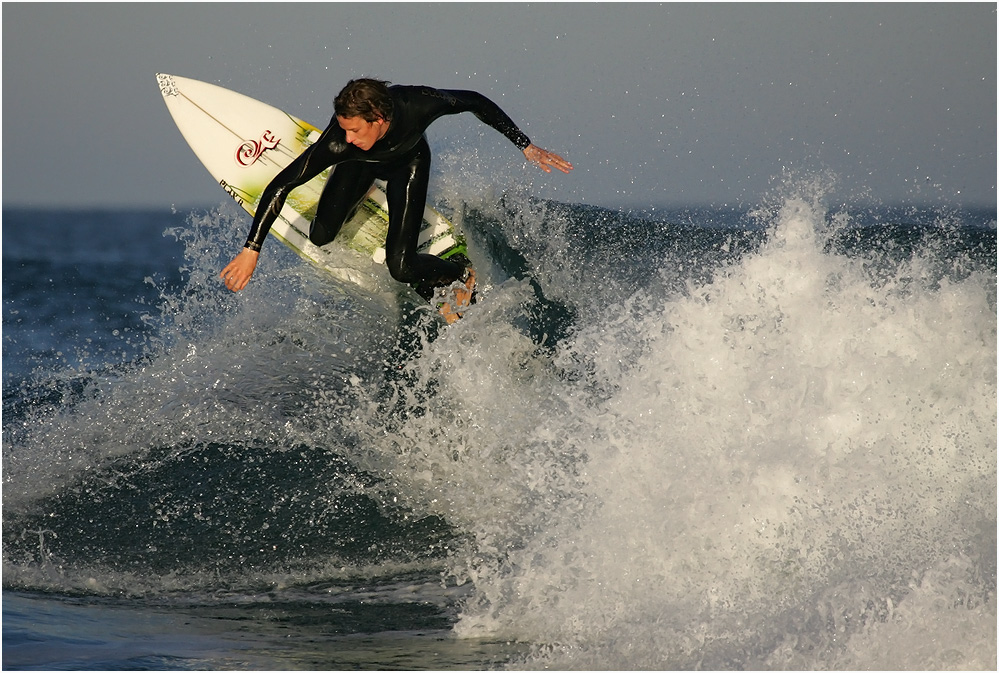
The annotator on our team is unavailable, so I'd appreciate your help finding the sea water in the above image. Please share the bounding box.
[2,177,996,669]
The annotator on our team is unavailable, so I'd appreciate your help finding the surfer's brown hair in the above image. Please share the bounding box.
[334,78,393,122]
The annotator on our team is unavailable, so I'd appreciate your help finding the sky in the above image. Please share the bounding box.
[3,2,996,211]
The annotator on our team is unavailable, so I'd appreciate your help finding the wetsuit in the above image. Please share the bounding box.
[244,85,532,290]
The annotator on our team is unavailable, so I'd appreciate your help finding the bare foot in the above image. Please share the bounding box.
[438,269,476,324]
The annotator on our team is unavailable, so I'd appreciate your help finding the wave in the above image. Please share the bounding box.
[3,177,996,669]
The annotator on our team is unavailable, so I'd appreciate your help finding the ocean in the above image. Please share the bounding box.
[2,180,996,669]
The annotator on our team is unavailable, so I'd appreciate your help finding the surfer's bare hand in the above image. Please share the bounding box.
[220,248,259,292]
[524,144,573,174]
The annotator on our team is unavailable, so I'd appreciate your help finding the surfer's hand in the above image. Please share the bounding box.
[220,248,259,292]
[523,144,573,174]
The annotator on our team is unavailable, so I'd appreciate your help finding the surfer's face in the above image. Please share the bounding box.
[338,115,388,151]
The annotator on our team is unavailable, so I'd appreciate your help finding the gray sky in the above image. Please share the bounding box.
[3,2,996,210]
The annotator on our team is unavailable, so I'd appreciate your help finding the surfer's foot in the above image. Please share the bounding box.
[438,268,476,325]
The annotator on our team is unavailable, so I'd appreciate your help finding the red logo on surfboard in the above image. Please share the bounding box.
[235,130,280,166]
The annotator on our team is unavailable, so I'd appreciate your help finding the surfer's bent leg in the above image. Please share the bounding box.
[383,142,464,286]
[310,163,376,246]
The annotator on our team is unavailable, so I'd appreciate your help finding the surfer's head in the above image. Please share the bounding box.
[335,78,393,123]
[335,79,393,150]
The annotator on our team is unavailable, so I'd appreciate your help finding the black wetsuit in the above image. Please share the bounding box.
[244,85,531,289]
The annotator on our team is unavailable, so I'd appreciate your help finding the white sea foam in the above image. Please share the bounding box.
[362,186,996,668]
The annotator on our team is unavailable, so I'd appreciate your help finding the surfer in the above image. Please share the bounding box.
[220,79,572,320]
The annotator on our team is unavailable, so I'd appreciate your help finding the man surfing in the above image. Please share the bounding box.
[220,79,572,323]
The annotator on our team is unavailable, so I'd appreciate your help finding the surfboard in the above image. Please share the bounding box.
[155,73,467,290]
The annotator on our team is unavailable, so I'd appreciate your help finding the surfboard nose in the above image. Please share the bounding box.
[156,73,180,98]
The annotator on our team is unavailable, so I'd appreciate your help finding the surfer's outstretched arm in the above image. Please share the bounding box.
[426,88,573,175]
[220,137,343,292]
[523,144,573,174]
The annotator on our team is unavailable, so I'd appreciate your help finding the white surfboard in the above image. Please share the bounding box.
[156,73,466,289]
